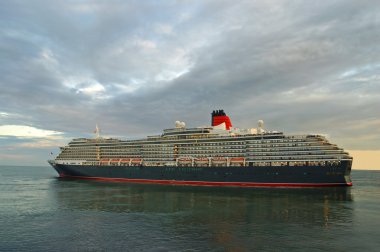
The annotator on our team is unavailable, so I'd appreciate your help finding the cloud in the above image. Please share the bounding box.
[0,112,10,117]
[0,0,380,165]
[135,39,157,51]
[155,24,173,35]
[0,125,63,138]
[14,139,65,149]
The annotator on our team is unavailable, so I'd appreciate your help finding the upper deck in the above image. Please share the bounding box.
[54,109,352,165]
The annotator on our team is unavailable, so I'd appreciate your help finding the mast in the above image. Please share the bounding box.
[94,123,101,161]
[95,123,100,139]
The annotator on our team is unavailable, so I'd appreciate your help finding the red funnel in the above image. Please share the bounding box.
[211,110,232,130]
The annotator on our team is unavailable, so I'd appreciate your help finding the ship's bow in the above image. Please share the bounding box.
[48,160,63,177]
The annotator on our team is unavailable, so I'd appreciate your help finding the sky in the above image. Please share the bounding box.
[0,0,379,169]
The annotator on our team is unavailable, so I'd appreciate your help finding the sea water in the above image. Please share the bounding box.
[0,166,379,251]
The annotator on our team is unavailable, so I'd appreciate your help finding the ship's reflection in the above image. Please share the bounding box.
[51,179,353,251]
[52,179,352,221]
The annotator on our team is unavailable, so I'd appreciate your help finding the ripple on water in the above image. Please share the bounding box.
[0,167,380,251]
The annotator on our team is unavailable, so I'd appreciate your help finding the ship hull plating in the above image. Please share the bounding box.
[50,161,352,187]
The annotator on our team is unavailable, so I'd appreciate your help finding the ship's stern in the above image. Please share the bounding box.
[343,159,353,186]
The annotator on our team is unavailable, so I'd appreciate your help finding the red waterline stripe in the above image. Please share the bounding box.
[59,174,352,187]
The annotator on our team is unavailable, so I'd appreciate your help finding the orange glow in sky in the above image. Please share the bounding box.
[348,150,380,170]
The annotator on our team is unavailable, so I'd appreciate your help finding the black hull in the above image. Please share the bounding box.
[50,160,352,187]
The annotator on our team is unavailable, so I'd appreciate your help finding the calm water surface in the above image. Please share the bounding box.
[0,166,379,251]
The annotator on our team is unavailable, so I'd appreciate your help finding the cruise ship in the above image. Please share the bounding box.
[48,110,353,187]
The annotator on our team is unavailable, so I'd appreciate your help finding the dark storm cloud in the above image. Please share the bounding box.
[105,1,380,138]
[0,0,380,165]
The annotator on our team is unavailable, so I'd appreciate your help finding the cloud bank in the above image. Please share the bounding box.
[0,0,379,165]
